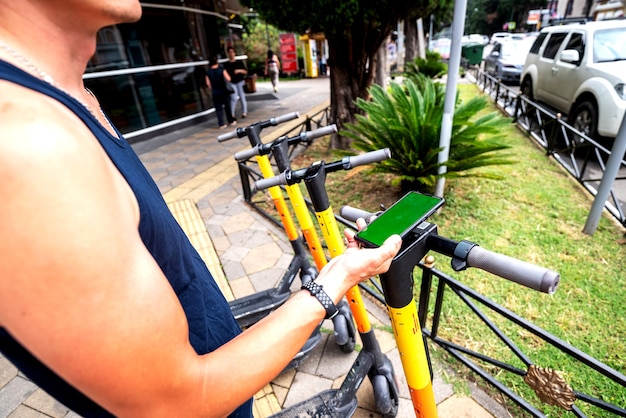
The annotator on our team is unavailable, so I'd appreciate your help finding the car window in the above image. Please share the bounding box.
[501,41,533,60]
[542,32,568,59]
[529,33,548,54]
[593,27,626,63]
[563,32,584,64]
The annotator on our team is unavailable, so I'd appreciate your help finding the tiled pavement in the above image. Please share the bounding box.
[0,77,511,417]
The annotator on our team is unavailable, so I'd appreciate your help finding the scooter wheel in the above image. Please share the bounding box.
[332,314,356,353]
[372,374,399,418]
[339,335,356,353]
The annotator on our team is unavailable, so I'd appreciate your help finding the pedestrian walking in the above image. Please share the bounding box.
[205,56,236,129]
[224,46,248,119]
[265,49,280,93]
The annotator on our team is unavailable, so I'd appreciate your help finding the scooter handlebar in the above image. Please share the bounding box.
[272,111,300,125]
[234,124,338,162]
[218,111,300,143]
[340,204,559,294]
[254,172,287,190]
[466,246,560,294]
[343,148,391,169]
[217,129,240,142]
[339,205,379,224]
[305,124,337,140]
[234,146,260,161]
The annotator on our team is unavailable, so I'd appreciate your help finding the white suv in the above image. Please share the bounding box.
[520,20,626,139]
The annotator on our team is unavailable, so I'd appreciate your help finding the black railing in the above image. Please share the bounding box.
[472,69,626,227]
[418,260,626,417]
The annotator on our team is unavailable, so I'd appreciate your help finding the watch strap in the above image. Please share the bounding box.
[301,280,339,320]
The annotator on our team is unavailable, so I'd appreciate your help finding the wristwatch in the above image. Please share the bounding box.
[301,280,339,320]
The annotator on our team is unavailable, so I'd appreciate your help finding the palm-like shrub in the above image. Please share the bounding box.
[342,76,514,193]
[404,51,448,80]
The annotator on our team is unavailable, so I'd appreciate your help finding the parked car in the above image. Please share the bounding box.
[490,32,511,44]
[484,39,534,84]
[520,20,626,140]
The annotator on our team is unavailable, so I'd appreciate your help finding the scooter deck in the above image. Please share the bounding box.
[269,389,357,418]
[229,288,291,328]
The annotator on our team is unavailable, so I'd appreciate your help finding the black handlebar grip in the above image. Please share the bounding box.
[339,205,377,224]
[234,146,260,161]
[345,148,391,168]
[254,172,287,190]
[466,246,560,294]
[217,129,240,142]
[272,111,300,125]
[305,124,337,140]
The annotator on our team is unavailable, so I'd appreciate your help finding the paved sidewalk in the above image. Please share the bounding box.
[0,77,510,417]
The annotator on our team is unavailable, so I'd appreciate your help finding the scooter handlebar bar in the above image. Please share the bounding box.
[339,205,379,224]
[254,148,390,190]
[466,246,559,294]
[272,111,300,125]
[233,124,337,161]
[340,204,559,294]
[234,146,260,162]
[254,172,287,190]
[217,111,300,143]
[343,148,391,168]
[217,129,241,142]
[305,124,337,140]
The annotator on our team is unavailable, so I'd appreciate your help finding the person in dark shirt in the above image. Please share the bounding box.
[224,46,248,119]
[205,55,236,129]
[0,1,402,416]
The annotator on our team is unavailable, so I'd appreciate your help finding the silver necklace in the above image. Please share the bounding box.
[0,39,119,138]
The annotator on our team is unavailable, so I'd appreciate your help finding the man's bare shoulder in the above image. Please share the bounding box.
[0,80,140,329]
[0,80,104,161]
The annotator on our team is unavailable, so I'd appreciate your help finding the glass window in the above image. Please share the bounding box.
[529,32,547,54]
[593,28,626,63]
[81,2,245,136]
[542,32,567,59]
[563,32,584,64]
[85,66,210,135]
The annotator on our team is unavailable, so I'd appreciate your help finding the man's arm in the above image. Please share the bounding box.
[0,82,400,417]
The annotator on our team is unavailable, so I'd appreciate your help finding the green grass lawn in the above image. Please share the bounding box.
[292,82,626,416]
[423,84,626,417]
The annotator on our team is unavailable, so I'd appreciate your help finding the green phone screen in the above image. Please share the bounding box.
[355,192,443,247]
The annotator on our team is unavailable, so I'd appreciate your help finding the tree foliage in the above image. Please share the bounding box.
[240,16,280,75]
[464,0,548,35]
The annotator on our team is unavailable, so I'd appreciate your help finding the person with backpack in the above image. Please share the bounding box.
[205,55,236,129]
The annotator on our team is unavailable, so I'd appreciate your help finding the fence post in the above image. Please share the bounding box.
[584,114,626,234]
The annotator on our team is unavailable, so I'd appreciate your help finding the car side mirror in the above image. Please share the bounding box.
[560,49,580,64]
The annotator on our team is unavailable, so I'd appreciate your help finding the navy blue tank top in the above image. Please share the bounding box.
[0,61,252,417]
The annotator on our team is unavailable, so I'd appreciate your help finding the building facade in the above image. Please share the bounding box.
[84,1,245,142]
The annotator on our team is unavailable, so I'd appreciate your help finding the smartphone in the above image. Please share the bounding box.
[355,191,444,248]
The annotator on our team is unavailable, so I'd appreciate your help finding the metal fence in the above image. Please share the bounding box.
[472,69,626,227]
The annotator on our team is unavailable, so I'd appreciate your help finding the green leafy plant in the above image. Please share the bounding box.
[342,76,515,193]
[404,51,448,79]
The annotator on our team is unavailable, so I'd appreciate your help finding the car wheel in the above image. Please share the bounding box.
[521,77,533,99]
[569,100,598,144]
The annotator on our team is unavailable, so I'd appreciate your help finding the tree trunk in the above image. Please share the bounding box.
[404,18,418,65]
[326,34,379,150]
[374,44,387,89]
